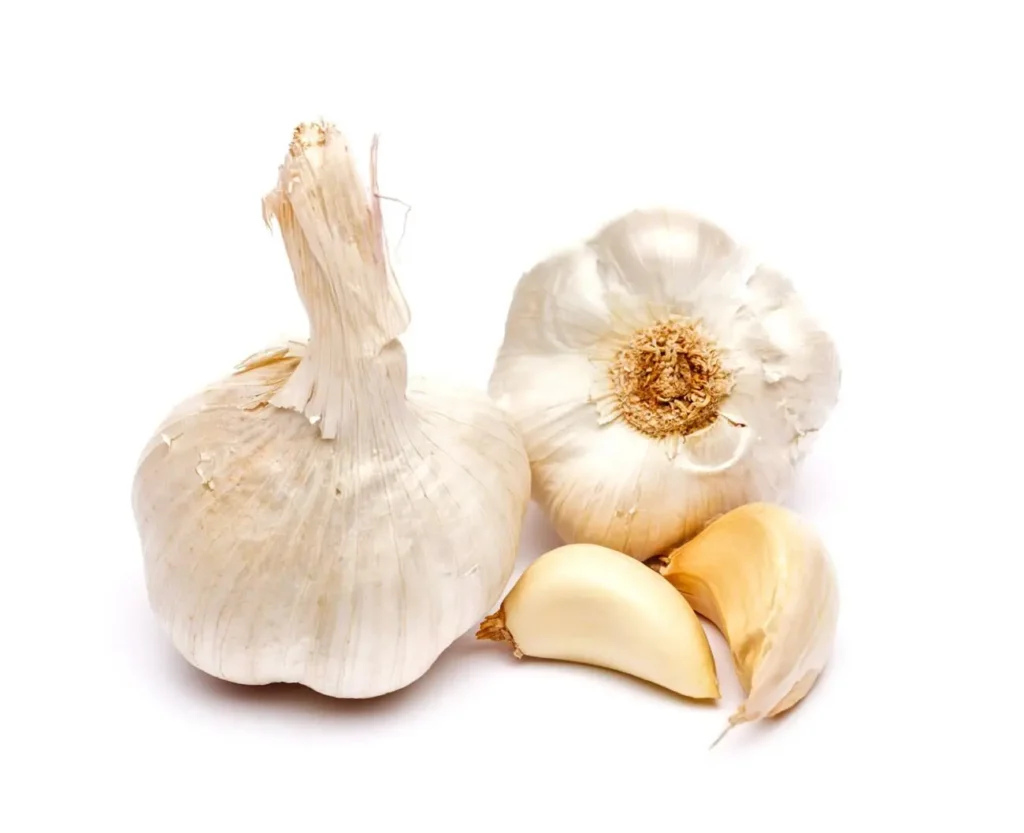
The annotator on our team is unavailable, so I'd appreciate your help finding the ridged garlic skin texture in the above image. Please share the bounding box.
[133,343,529,698]
[489,209,840,559]
[132,122,530,699]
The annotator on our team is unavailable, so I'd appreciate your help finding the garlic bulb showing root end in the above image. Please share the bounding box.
[659,503,839,741]
[477,543,720,700]
[489,209,841,559]
[131,121,531,698]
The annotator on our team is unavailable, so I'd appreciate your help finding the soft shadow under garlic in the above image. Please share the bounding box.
[504,652,724,712]
[510,502,565,575]
[156,625,501,718]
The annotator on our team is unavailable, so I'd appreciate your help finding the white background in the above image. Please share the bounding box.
[2,2,1021,830]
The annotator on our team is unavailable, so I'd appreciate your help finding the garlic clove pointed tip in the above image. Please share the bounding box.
[708,722,735,750]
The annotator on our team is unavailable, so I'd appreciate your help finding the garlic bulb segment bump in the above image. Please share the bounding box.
[131,121,531,699]
[477,543,720,700]
[659,502,839,743]
[488,209,841,559]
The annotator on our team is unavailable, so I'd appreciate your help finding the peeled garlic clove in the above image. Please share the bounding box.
[477,543,720,700]
[659,502,838,740]
[489,209,841,560]
[132,122,530,698]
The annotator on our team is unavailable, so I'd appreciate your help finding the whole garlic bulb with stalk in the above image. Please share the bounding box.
[131,121,531,698]
[489,210,840,559]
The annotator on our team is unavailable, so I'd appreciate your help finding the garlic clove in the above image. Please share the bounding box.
[588,208,738,304]
[659,502,838,741]
[477,543,720,700]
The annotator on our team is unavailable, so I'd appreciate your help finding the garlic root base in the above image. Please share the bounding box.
[476,613,523,658]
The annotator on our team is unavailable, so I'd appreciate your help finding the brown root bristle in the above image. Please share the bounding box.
[290,120,330,156]
[475,611,522,657]
[609,319,732,439]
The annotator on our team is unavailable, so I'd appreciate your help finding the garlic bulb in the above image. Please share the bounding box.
[659,502,838,745]
[131,121,531,698]
[489,209,840,559]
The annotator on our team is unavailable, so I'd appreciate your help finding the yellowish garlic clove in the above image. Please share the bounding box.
[659,502,838,744]
[477,543,720,700]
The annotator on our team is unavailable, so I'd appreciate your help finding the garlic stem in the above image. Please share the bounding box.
[262,121,412,438]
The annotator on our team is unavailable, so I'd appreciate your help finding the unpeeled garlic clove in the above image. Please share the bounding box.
[659,502,838,743]
[477,543,720,700]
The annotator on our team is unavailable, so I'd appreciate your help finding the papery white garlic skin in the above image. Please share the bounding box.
[131,123,530,698]
[489,209,840,559]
